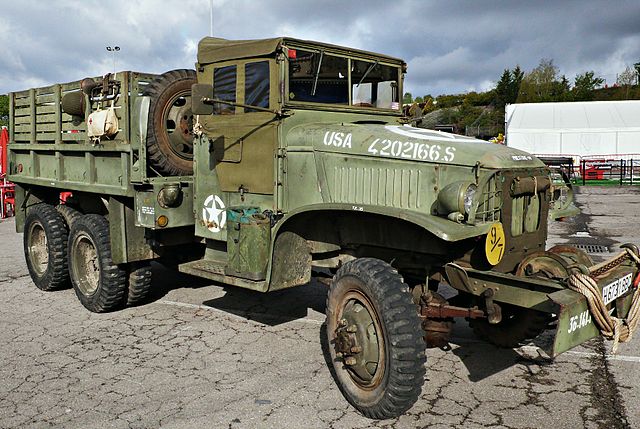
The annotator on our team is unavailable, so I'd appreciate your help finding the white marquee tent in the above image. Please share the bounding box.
[505,100,640,159]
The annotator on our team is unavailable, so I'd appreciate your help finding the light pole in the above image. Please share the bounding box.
[209,0,214,36]
[106,46,120,74]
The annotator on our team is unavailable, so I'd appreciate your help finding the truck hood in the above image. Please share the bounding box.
[287,123,544,169]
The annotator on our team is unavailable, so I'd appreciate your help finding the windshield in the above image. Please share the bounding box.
[287,48,401,110]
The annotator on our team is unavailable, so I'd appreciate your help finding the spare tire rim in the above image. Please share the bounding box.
[27,221,48,276]
[335,289,386,389]
[162,90,194,161]
[71,233,100,295]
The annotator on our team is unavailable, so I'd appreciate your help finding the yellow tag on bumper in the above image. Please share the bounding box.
[485,223,505,265]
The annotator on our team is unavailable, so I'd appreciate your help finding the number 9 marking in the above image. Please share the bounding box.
[485,223,505,266]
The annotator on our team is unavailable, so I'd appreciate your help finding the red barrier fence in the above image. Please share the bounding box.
[537,154,639,186]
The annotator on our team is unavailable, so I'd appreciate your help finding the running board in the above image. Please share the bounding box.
[179,259,268,292]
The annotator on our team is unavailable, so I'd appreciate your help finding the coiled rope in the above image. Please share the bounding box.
[567,248,640,354]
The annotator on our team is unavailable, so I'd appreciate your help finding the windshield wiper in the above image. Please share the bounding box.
[356,60,379,87]
[311,50,324,96]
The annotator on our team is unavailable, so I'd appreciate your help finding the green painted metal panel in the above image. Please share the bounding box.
[134,183,195,230]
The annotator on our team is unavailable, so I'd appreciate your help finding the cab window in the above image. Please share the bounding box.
[245,61,270,111]
[213,65,237,114]
[288,49,348,104]
[351,59,399,109]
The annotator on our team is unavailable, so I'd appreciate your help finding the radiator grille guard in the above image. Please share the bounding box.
[475,173,502,224]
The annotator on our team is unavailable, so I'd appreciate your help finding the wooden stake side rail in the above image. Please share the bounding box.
[8,71,161,193]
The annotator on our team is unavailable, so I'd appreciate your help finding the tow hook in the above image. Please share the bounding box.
[483,289,502,324]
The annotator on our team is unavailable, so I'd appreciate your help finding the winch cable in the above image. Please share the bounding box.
[567,248,640,354]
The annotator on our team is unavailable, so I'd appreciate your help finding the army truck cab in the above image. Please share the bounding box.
[7,37,640,419]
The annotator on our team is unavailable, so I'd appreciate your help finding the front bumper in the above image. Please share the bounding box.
[445,248,640,357]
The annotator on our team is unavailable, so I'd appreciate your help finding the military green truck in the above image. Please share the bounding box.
[7,37,640,419]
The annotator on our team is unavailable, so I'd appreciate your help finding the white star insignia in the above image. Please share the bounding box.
[202,194,226,232]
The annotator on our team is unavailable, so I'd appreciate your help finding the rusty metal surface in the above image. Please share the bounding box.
[420,300,485,320]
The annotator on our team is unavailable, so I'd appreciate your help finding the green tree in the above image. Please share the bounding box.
[494,66,524,107]
[494,69,512,107]
[517,58,560,103]
[553,75,572,101]
[0,95,8,127]
[403,92,413,104]
[414,96,423,103]
[436,94,465,108]
[572,71,604,101]
[509,66,524,103]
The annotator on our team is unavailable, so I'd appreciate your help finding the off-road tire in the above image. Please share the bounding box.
[68,214,127,312]
[470,304,552,348]
[126,262,153,306]
[325,258,426,419]
[145,69,197,176]
[56,204,82,230]
[23,204,70,291]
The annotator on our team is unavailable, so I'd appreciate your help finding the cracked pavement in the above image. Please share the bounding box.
[1,187,639,428]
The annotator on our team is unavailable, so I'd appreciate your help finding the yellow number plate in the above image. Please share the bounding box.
[485,223,506,266]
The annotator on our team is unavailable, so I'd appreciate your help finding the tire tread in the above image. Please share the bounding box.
[145,69,196,176]
[68,214,127,312]
[326,257,426,419]
[23,204,70,291]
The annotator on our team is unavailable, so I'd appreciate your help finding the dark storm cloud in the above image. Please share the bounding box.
[1,1,639,96]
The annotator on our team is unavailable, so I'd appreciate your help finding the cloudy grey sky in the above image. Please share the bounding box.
[1,0,639,97]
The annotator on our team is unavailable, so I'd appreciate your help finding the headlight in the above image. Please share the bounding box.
[438,181,477,216]
[463,184,477,214]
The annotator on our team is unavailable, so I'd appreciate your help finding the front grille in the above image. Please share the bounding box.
[510,194,542,236]
[475,174,502,223]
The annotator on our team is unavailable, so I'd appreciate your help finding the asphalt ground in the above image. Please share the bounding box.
[1,186,639,429]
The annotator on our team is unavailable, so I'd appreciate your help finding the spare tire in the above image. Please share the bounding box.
[145,69,197,176]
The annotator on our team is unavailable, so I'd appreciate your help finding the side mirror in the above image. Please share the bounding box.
[191,83,214,115]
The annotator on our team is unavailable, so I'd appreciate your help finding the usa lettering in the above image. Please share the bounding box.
[323,131,352,148]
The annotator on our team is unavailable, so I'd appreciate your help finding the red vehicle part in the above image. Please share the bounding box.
[0,127,8,177]
[1,127,15,219]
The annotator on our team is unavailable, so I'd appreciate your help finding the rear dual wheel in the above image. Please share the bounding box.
[23,204,70,291]
[68,215,153,312]
[23,202,153,311]
[68,215,127,312]
[325,258,426,419]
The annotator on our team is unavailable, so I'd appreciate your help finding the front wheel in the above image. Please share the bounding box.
[325,258,426,419]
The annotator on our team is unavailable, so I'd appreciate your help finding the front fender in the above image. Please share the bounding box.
[274,203,494,242]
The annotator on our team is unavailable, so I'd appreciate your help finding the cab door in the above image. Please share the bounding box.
[194,59,279,241]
